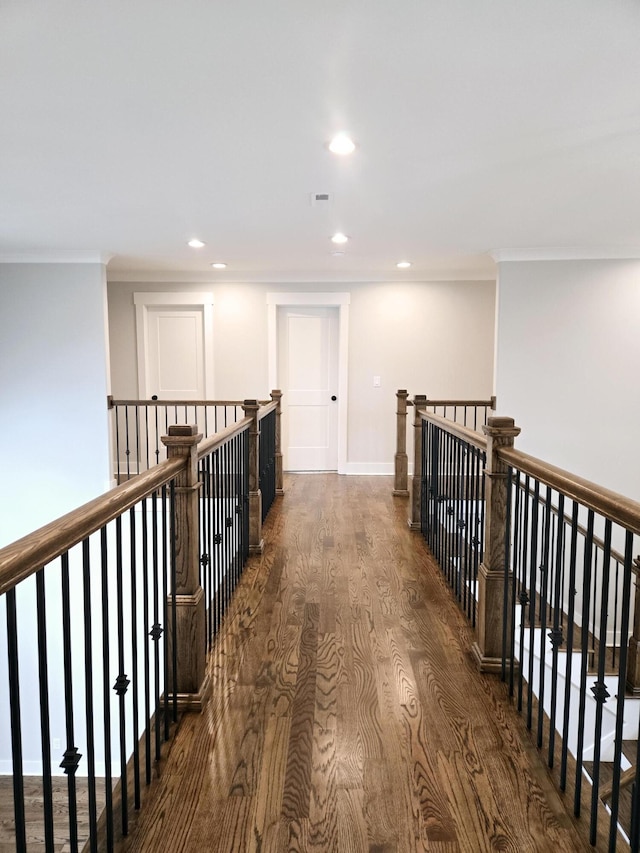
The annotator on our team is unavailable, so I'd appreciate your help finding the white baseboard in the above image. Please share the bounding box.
[341,462,394,475]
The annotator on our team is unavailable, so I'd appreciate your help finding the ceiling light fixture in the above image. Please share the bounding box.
[331,232,349,244]
[187,239,205,248]
[331,251,345,256]
[211,262,227,269]
[396,261,412,269]
[328,133,356,156]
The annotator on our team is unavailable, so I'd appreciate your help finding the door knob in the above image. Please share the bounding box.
[331,395,337,401]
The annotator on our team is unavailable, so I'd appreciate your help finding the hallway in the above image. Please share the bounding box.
[119,474,589,852]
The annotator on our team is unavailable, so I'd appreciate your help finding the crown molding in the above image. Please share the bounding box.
[0,250,113,265]
[107,268,496,284]
[490,247,640,263]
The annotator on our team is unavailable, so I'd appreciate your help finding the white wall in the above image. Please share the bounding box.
[495,259,640,502]
[0,263,112,544]
[108,279,496,472]
[0,261,113,772]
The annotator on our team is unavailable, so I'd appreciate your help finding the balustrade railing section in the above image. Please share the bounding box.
[0,464,181,853]
[499,451,640,851]
[412,399,640,850]
[420,415,486,625]
[2,394,283,852]
[109,398,248,483]
[198,423,250,652]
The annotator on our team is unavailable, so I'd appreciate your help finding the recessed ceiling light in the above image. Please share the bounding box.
[396,261,412,269]
[211,262,227,269]
[188,239,205,248]
[331,251,345,256]
[331,232,349,244]
[328,133,356,156]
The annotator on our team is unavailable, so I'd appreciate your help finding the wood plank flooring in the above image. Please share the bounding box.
[117,474,591,852]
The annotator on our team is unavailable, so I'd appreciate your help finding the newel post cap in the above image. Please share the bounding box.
[482,416,521,440]
[161,424,203,448]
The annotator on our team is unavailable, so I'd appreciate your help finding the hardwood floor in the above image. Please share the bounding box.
[117,474,591,852]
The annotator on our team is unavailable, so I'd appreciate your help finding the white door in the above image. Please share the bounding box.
[278,306,339,471]
[134,292,214,399]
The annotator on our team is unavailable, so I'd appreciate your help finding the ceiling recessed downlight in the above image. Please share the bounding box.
[328,133,356,156]
[331,251,345,256]
[187,239,205,248]
[396,261,412,269]
[331,232,349,244]
[211,262,227,269]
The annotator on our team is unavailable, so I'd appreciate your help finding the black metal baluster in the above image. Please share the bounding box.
[608,531,634,852]
[124,406,131,481]
[612,558,620,670]
[574,510,595,817]
[547,493,565,768]
[517,475,531,714]
[170,480,178,723]
[155,406,160,466]
[129,508,141,811]
[100,526,114,852]
[507,470,521,695]
[135,405,141,476]
[82,538,98,852]
[114,518,130,835]
[501,466,513,683]
[526,481,540,730]
[141,497,151,785]
[35,567,55,853]
[560,502,579,792]
[150,490,162,761]
[161,484,170,740]
[589,519,613,844]
[61,552,81,852]
[115,404,122,484]
[537,488,552,748]
[6,587,27,853]
[145,405,150,471]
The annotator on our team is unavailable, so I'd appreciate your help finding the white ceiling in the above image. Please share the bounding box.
[2,0,640,282]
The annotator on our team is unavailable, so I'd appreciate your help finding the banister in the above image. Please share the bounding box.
[197,416,252,459]
[0,455,185,597]
[497,446,640,537]
[419,409,488,452]
[108,397,248,407]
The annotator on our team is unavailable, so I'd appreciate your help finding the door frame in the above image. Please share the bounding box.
[267,292,350,474]
[134,291,214,398]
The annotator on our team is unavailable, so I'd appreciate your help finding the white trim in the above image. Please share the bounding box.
[0,251,113,265]
[108,269,496,283]
[134,291,214,398]
[267,291,350,474]
[343,462,394,475]
[490,247,640,263]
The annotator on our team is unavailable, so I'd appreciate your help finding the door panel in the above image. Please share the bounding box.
[148,308,204,399]
[278,306,338,471]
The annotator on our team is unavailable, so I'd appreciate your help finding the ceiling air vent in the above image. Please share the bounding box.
[310,192,333,207]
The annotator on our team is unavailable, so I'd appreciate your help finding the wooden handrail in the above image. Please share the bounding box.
[197,417,252,459]
[498,446,640,537]
[0,456,185,597]
[408,396,496,408]
[418,409,488,453]
[108,397,249,408]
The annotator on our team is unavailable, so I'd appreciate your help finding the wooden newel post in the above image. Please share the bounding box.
[625,558,640,694]
[243,399,264,555]
[472,416,521,673]
[161,424,210,710]
[393,390,410,497]
[270,389,284,496]
[408,395,427,529]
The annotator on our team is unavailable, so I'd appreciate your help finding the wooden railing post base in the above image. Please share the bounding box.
[626,558,640,693]
[243,400,264,554]
[474,416,521,672]
[166,587,210,711]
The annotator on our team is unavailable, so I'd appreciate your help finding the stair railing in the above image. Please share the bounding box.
[415,402,640,850]
[0,396,282,853]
